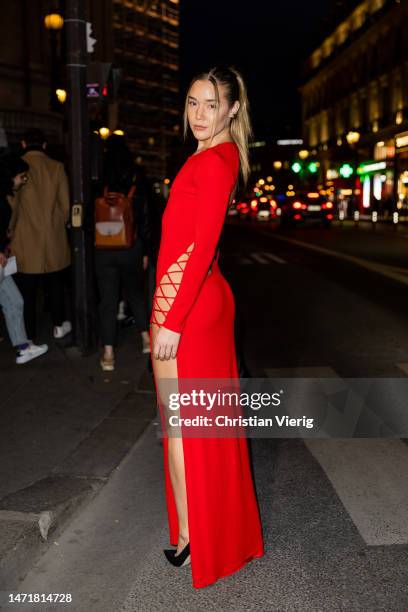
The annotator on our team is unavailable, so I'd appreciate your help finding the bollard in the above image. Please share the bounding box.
[353,210,359,228]
[372,210,377,230]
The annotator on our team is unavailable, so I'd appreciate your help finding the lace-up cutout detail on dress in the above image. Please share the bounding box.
[151,242,195,326]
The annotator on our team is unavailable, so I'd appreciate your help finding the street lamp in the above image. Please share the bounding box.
[44,12,64,111]
[346,132,361,216]
[44,13,64,30]
[99,127,110,139]
[346,131,360,145]
[56,88,67,103]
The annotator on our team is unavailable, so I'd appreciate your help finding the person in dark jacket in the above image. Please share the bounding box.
[0,154,48,363]
[95,136,152,371]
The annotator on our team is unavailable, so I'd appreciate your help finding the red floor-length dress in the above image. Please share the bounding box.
[150,140,264,588]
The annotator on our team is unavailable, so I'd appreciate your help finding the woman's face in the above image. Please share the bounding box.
[187,79,238,145]
[13,172,28,192]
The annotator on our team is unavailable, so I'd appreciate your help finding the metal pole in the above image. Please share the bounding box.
[49,30,59,111]
[66,0,96,353]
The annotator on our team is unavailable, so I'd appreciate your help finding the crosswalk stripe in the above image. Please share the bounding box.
[237,252,287,265]
[251,252,272,264]
[265,366,408,545]
[261,252,287,264]
[305,438,408,545]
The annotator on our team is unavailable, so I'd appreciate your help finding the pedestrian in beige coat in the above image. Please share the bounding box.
[10,129,72,341]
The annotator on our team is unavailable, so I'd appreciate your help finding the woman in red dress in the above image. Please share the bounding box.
[150,66,264,588]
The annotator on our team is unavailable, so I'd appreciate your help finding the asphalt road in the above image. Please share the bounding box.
[224,219,408,377]
[9,221,408,612]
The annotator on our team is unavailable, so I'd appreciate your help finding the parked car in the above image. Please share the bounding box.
[280,192,335,228]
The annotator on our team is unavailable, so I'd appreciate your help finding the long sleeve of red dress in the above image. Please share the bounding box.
[157,147,237,334]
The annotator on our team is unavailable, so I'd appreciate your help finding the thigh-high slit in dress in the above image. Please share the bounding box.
[149,140,264,589]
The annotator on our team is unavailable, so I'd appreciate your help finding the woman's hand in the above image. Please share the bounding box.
[153,326,181,360]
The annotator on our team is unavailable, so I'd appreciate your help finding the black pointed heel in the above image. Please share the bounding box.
[163,542,191,567]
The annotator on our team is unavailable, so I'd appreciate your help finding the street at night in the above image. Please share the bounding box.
[3,219,407,610]
[1,0,408,610]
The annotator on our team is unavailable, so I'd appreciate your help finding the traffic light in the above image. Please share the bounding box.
[339,163,353,178]
[291,162,302,173]
[308,162,318,173]
[86,63,122,102]
[86,22,97,54]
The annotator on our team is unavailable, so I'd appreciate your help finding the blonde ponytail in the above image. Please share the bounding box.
[228,67,252,186]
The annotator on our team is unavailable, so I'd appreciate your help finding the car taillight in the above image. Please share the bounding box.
[322,202,333,209]
[250,199,258,210]
[294,214,302,220]
[292,201,303,209]
[270,200,277,208]
[326,213,333,220]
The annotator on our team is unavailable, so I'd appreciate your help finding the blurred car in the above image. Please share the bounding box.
[241,196,278,221]
[255,196,278,221]
[227,200,239,216]
[279,192,335,228]
[228,195,279,221]
[235,200,251,220]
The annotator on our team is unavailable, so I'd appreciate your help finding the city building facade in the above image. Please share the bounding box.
[0,0,66,149]
[109,0,180,178]
[300,0,408,215]
[0,0,180,179]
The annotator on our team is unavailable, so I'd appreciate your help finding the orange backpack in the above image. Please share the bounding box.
[95,185,136,249]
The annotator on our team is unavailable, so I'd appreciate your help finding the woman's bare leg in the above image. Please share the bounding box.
[151,323,189,554]
[167,437,189,553]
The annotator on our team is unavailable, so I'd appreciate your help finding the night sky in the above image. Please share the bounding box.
[180,0,359,141]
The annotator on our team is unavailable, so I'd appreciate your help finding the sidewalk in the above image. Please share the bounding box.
[0,312,156,590]
[334,217,408,237]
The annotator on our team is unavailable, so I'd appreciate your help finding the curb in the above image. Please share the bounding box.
[0,387,157,590]
[0,478,102,590]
